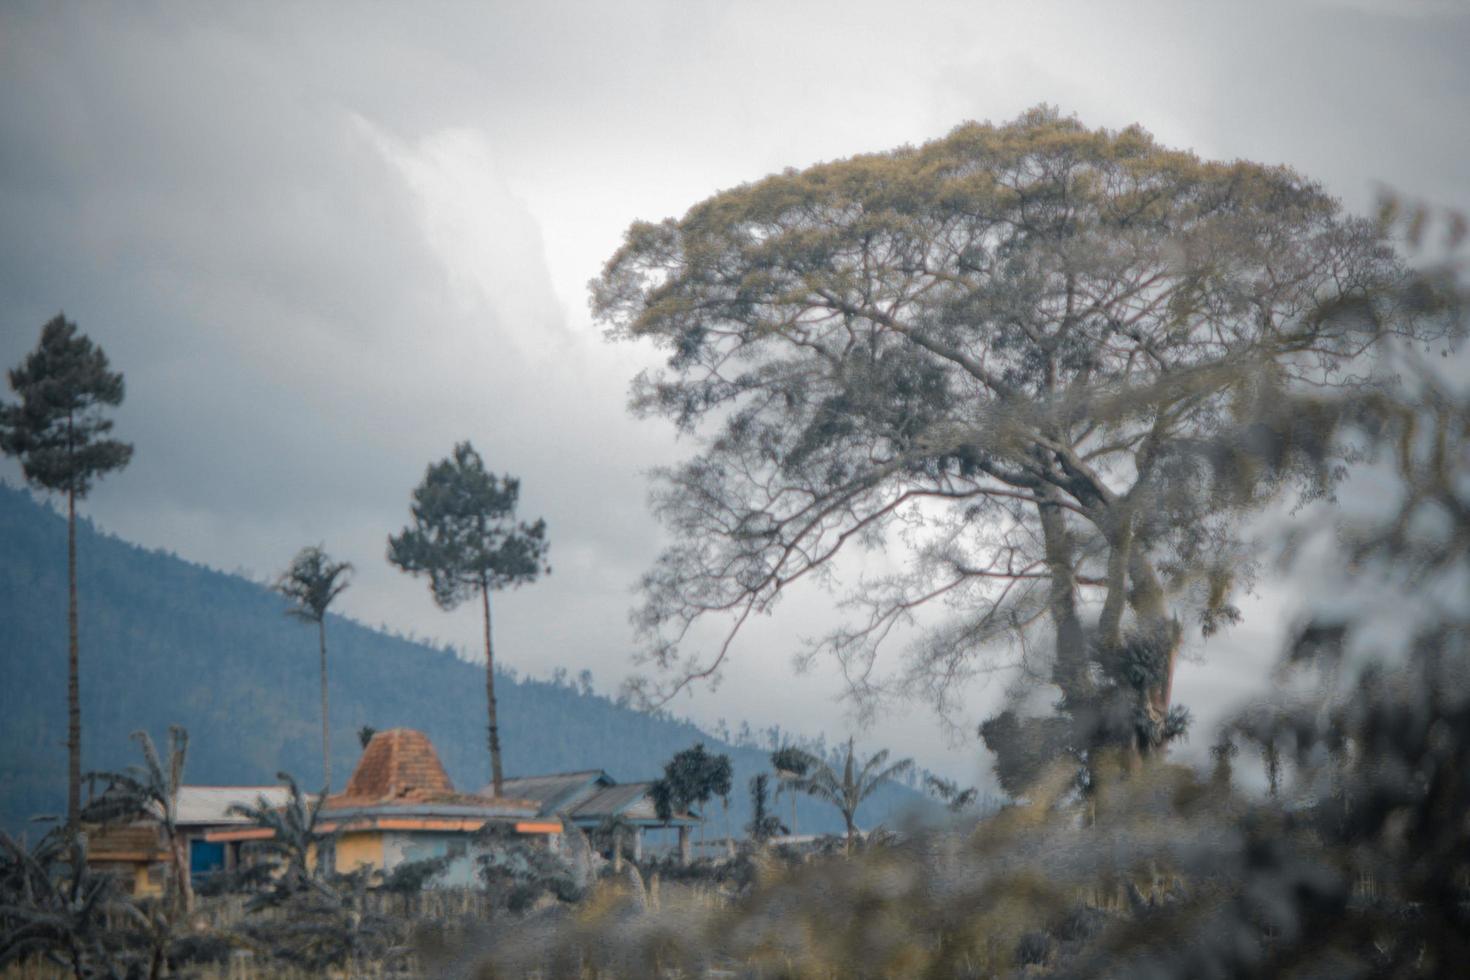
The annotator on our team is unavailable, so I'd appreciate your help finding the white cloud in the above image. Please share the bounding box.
[355,119,568,359]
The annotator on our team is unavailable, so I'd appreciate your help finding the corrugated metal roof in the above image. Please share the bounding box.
[482,770,611,813]
[569,782,651,819]
[567,782,698,826]
[173,786,300,826]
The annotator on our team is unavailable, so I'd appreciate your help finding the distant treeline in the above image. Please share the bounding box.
[0,482,927,837]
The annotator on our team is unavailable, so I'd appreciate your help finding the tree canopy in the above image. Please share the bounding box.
[276,546,353,626]
[1,315,132,498]
[594,106,1429,780]
[386,442,549,610]
[651,742,733,823]
[795,738,913,848]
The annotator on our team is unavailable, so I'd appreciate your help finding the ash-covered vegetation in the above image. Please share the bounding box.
[3,108,1468,978]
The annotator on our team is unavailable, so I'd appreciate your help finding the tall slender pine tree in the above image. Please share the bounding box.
[1,315,133,829]
[387,442,549,795]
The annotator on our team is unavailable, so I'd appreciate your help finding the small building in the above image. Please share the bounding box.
[488,770,700,861]
[209,728,559,887]
[87,784,299,895]
[88,730,702,893]
[86,822,173,896]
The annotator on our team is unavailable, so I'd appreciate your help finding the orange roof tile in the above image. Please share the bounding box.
[321,728,544,814]
[336,728,455,803]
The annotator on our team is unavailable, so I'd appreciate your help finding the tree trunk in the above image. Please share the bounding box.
[843,812,856,854]
[1127,549,1182,748]
[1097,512,1134,652]
[1037,497,1090,704]
[172,833,194,914]
[611,825,623,873]
[67,486,81,831]
[318,619,331,794]
[677,825,690,865]
[481,582,504,795]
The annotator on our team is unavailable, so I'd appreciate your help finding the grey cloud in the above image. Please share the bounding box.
[2,1,1467,787]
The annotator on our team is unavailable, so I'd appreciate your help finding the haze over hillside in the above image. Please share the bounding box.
[0,482,931,838]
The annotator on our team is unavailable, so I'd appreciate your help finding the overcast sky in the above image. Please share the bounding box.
[3,0,1467,787]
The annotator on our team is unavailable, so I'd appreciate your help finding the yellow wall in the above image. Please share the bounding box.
[334,832,384,873]
[134,864,159,897]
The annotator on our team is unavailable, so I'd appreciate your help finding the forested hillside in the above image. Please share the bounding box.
[0,483,927,837]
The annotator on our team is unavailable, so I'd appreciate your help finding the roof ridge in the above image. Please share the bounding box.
[502,768,608,780]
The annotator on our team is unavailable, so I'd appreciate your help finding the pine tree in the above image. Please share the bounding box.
[1,315,132,829]
[388,442,549,795]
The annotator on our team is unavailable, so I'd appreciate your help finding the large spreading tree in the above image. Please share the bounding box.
[1,315,133,828]
[594,107,1422,788]
[275,545,353,793]
[388,442,549,795]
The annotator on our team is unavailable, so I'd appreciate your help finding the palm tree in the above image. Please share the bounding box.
[228,772,333,904]
[923,774,979,813]
[797,738,913,853]
[771,745,818,839]
[0,828,130,979]
[84,726,192,914]
[276,545,353,793]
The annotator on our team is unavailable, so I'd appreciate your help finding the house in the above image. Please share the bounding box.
[86,822,173,896]
[88,729,701,894]
[487,770,700,861]
[208,728,559,887]
[87,784,299,895]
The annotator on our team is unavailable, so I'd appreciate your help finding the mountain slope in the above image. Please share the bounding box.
[0,482,928,839]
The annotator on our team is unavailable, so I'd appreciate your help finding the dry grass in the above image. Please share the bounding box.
[0,889,510,980]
